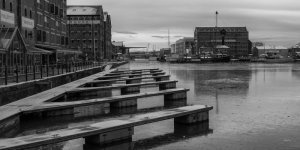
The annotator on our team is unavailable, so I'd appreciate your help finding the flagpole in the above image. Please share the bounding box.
[216,11,218,28]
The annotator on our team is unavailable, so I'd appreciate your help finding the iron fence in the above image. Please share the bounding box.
[0,61,103,85]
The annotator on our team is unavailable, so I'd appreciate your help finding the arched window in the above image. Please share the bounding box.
[30,10,32,18]
[24,8,27,17]
[2,0,5,9]
[9,2,12,12]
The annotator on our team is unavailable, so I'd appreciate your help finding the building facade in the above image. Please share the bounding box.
[67,6,106,61]
[290,43,300,58]
[1,0,76,67]
[170,44,175,54]
[175,37,195,55]
[194,27,250,58]
[253,45,289,58]
[103,12,112,60]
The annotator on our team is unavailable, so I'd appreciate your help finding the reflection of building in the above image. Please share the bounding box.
[175,37,195,55]
[1,0,76,67]
[67,6,105,61]
[193,70,251,96]
[194,27,251,57]
[253,46,289,58]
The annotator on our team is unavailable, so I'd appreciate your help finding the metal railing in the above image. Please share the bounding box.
[0,61,103,85]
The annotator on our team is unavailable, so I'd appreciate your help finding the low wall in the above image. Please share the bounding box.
[0,61,127,106]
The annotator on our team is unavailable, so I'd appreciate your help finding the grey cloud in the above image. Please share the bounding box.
[114,31,138,35]
[68,0,300,47]
[152,35,183,39]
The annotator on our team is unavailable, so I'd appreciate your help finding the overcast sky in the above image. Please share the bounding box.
[68,0,300,49]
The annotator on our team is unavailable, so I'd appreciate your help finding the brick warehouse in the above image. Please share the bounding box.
[34,0,81,63]
[194,27,252,58]
[103,12,112,60]
[67,6,112,61]
[0,0,80,67]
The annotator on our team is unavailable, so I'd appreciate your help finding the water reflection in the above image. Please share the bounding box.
[134,122,212,150]
[171,70,251,97]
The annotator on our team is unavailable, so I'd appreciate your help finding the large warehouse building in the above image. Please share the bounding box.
[194,27,251,58]
[67,5,112,61]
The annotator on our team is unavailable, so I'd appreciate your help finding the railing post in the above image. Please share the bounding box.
[68,63,70,72]
[15,65,19,83]
[25,65,28,81]
[40,65,43,79]
[61,64,64,74]
[46,64,49,77]
[4,65,8,85]
[57,64,59,75]
[52,65,55,76]
[33,65,36,80]
[46,64,48,77]
[66,63,69,73]
[69,63,72,72]
[75,62,77,71]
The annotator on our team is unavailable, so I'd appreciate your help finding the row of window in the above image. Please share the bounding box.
[37,0,66,18]
[68,24,102,29]
[36,30,68,46]
[70,31,99,36]
[71,40,99,43]
[69,16,101,21]
[36,13,66,31]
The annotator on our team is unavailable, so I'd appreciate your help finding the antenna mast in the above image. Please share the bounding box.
[168,29,170,48]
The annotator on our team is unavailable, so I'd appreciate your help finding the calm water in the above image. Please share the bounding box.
[14,61,300,150]
[119,61,300,150]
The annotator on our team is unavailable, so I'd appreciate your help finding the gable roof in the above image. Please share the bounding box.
[0,27,27,52]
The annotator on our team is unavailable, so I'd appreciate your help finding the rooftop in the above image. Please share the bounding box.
[255,45,288,50]
[67,6,101,16]
[176,37,194,43]
[195,27,248,33]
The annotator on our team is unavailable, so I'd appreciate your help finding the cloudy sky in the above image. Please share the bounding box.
[68,0,300,49]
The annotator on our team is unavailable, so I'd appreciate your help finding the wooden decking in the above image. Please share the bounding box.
[0,67,213,150]
[0,105,213,150]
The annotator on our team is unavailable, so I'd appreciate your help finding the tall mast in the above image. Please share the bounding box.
[168,29,170,48]
[216,11,218,27]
